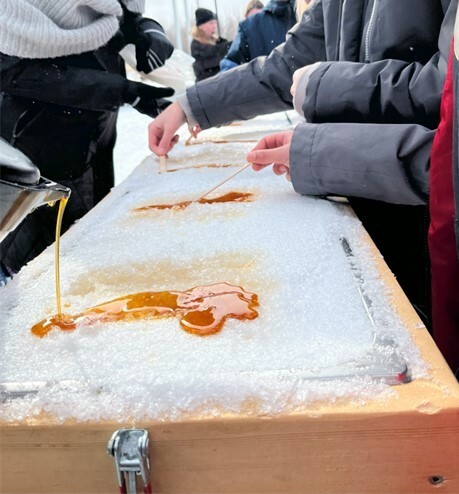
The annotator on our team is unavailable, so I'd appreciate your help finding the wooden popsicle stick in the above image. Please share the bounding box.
[193,163,252,202]
[159,155,167,174]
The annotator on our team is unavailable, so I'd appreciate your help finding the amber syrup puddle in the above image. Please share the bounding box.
[134,191,253,212]
[166,163,236,173]
[31,283,259,338]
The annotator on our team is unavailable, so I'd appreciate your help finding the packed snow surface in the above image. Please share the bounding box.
[0,113,427,423]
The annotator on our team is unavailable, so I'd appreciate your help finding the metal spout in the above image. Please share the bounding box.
[0,138,71,242]
[0,178,71,243]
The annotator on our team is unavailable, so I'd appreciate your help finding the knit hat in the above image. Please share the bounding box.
[195,8,216,26]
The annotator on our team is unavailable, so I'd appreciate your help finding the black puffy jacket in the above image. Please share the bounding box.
[191,37,231,82]
[0,33,127,272]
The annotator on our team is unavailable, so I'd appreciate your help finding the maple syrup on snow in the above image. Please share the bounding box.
[134,191,252,212]
[31,283,259,337]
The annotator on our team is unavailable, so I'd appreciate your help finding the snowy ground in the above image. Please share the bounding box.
[113,106,152,186]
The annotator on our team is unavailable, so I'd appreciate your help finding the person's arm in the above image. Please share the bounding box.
[224,24,251,66]
[0,54,173,116]
[186,0,326,129]
[220,58,238,72]
[300,0,456,129]
[289,122,433,205]
[302,58,443,129]
[119,2,174,73]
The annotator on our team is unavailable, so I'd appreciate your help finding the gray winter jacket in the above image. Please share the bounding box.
[186,0,457,205]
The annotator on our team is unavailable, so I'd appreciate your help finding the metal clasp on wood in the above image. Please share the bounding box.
[107,429,152,494]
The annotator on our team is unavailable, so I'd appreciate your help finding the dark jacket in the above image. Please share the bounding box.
[185,0,457,325]
[188,0,456,205]
[221,0,296,70]
[0,34,128,272]
[191,37,231,82]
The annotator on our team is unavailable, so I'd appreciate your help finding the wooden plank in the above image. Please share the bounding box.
[2,407,459,493]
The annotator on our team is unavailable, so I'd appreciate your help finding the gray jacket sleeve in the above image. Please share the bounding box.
[289,122,433,205]
[186,0,326,129]
[302,0,456,129]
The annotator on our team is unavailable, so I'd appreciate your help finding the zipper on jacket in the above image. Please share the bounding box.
[335,0,344,59]
[364,0,378,62]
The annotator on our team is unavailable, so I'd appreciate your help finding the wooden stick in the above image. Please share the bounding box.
[193,163,252,202]
[159,155,167,174]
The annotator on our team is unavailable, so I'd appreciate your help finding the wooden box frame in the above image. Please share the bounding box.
[1,218,459,494]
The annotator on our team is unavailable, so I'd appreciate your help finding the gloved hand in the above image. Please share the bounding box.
[123,81,174,118]
[121,8,174,74]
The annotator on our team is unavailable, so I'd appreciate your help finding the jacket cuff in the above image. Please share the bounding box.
[289,123,323,196]
[292,70,310,116]
[185,84,212,129]
[292,62,322,116]
[177,93,199,127]
[301,62,332,122]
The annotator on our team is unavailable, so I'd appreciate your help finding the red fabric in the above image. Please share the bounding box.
[428,42,459,374]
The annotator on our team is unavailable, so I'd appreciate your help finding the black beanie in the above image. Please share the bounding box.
[195,8,216,26]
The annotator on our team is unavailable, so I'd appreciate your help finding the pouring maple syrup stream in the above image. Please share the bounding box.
[54,197,68,316]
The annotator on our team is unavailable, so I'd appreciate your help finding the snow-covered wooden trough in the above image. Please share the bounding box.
[1,115,459,493]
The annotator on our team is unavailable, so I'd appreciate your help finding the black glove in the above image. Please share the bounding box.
[123,81,174,118]
[120,7,174,74]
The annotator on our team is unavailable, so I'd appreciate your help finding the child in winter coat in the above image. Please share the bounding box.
[148,0,457,330]
[0,0,174,282]
[220,0,297,73]
[190,9,231,82]
[244,1,265,18]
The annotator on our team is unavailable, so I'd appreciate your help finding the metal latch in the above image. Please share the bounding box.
[107,429,151,494]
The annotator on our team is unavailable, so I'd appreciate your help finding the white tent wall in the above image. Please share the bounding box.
[144,0,251,52]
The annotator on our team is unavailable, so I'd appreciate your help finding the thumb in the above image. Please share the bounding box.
[149,86,175,98]
[158,128,175,155]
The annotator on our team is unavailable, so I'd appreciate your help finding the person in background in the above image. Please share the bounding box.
[149,0,457,332]
[428,5,459,377]
[220,0,297,72]
[245,0,265,18]
[0,0,174,285]
[190,8,232,82]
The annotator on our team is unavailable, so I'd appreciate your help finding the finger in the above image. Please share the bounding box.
[152,86,175,98]
[148,121,160,151]
[251,163,271,172]
[248,136,270,154]
[148,121,171,155]
[273,163,287,175]
[247,146,287,166]
[190,125,201,138]
[286,171,292,182]
[157,127,177,156]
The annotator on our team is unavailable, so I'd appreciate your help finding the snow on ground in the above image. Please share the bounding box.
[113,106,152,186]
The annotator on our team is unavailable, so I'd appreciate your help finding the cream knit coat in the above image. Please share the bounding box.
[0,0,145,58]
